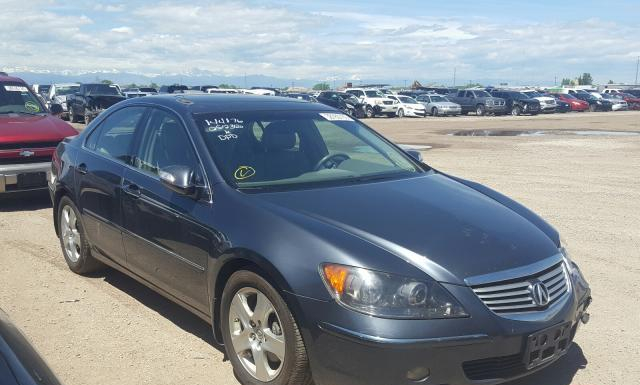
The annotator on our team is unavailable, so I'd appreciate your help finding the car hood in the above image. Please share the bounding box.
[0,114,78,144]
[435,102,460,107]
[404,103,425,109]
[255,173,559,283]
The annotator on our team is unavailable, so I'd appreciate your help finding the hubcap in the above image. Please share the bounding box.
[229,287,285,382]
[60,206,81,263]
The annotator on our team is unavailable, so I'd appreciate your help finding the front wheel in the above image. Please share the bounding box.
[68,106,78,123]
[365,106,374,118]
[397,109,404,118]
[431,107,438,117]
[221,270,313,385]
[511,106,521,116]
[476,104,486,116]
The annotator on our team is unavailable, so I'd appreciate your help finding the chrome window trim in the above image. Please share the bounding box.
[464,253,564,287]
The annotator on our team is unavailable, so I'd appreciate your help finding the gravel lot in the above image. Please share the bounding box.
[1,111,639,385]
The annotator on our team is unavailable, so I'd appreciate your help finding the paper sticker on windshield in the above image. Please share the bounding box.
[204,117,244,133]
[319,112,353,122]
[24,101,40,112]
[3,85,29,92]
[234,166,256,180]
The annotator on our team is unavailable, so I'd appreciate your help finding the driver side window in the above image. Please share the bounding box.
[134,109,198,177]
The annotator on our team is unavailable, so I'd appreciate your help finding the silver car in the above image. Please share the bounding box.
[416,94,462,116]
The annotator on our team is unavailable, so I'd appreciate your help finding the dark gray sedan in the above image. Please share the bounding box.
[49,94,591,385]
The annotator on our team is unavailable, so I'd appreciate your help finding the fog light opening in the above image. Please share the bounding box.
[406,366,430,382]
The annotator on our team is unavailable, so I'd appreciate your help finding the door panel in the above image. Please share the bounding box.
[121,108,210,311]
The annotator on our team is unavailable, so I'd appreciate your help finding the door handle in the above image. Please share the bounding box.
[77,163,88,175]
[122,183,141,198]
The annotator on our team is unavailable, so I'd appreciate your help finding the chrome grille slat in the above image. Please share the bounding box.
[471,261,570,314]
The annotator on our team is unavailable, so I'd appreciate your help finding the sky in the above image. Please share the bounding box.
[2,0,640,85]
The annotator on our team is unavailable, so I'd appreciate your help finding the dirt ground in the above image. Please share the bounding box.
[1,111,639,385]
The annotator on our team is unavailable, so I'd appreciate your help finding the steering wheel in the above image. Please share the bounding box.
[314,153,351,171]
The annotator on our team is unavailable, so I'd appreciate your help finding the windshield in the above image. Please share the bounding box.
[429,95,447,102]
[524,91,541,97]
[473,91,491,97]
[364,90,384,98]
[398,96,417,104]
[563,93,577,100]
[195,110,422,189]
[86,84,120,95]
[514,93,530,100]
[55,85,79,96]
[0,83,45,114]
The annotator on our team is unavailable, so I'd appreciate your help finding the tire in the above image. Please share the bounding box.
[511,106,521,116]
[397,109,404,118]
[57,196,105,274]
[589,104,597,112]
[476,104,485,116]
[84,110,92,124]
[68,106,77,123]
[431,107,438,117]
[365,106,374,118]
[221,270,312,385]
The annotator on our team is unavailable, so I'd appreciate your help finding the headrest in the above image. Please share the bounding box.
[262,121,297,151]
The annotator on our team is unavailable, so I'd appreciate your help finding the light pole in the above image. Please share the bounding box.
[635,56,639,85]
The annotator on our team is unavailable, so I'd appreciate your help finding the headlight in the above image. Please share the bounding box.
[375,100,383,105]
[559,241,588,290]
[320,264,468,319]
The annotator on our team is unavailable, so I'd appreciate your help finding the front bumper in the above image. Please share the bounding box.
[0,162,51,193]
[485,104,507,114]
[404,109,427,117]
[293,282,591,385]
[376,104,399,114]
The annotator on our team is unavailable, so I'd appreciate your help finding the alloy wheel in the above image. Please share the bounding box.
[60,205,81,263]
[228,287,285,382]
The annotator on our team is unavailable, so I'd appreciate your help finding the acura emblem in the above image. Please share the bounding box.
[530,281,550,306]
[19,149,35,157]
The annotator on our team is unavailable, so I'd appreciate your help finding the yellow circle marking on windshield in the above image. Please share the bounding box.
[24,101,40,112]
[234,166,256,180]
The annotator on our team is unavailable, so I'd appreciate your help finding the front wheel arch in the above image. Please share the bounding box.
[209,251,300,345]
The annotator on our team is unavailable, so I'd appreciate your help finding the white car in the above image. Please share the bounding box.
[207,88,240,94]
[344,88,398,118]
[601,89,622,95]
[46,83,80,120]
[601,94,629,111]
[520,90,557,112]
[387,95,427,117]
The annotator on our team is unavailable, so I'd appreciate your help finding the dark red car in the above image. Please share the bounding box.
[551,93,590,112]
[616,93,640,110]
[1,74,77,194]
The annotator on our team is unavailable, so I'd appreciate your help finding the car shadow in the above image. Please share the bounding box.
[0,190,51,212]
[504,343,587,385]
[92,268,226,357]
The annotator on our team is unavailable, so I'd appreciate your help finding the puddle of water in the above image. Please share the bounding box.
[450,129,640,137]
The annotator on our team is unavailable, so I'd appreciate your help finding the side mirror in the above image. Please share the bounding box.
[50,103,64,116]
[158,165,196,196]
[405,149,423,162]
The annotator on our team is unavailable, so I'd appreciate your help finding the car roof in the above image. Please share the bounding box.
[0,75,27,84]
[119,94,335,114]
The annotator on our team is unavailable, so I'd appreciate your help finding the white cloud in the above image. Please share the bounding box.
[1,0,639,84]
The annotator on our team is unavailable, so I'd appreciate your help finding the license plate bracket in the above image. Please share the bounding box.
[524,321,572,370]
[17,172,47,189]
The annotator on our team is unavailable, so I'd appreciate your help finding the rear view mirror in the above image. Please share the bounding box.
[159,165,196,196]
[50,103,63,116]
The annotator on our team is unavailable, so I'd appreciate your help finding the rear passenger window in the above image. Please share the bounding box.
[86,107,146,163]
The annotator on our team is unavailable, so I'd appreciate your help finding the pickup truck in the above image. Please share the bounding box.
[67,83,126,124]
[1,74,77,194]
[447,89,506,116]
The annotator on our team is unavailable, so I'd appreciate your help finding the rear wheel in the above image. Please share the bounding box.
[431,107,438,117]
[511,105,521,116]
[221,270,313,385]
[57,196,104,274]
[476,104,485,116]
[68,106,77,123]
[397,109,405,118]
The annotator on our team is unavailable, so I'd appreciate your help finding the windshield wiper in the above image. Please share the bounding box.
[0,110,39,116]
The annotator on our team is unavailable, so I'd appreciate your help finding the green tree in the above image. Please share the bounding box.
[561,78,572,86]
[218,83,237,89]
[608,80,615,84]
[100,79,113,85]
[577,73,593,85]
[312,82,330,91]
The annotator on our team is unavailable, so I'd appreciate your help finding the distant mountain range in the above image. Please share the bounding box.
[3,68,545,89]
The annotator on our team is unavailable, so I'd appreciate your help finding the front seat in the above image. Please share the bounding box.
[258,121,310,180]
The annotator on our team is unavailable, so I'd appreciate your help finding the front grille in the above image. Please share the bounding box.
[0,141,59,150]
[463,353,526,381]
[471,262,569,314]
[0,156,52,165]
[382,101,393,105]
